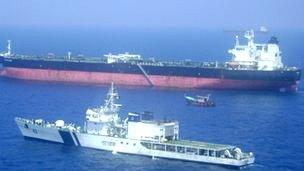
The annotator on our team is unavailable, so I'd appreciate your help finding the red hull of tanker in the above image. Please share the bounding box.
[0,67,298,91]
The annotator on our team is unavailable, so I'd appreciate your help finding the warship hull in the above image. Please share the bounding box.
[15,118,254,167]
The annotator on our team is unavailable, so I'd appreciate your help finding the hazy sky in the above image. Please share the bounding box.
[0,0,303,29]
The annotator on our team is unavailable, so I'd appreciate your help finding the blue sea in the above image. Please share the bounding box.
[0,28,303,170]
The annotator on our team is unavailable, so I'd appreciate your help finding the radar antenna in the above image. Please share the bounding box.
[6,40,11,57]
[235,36,239,46]
[244,30,255,47]
[68,51,71,60]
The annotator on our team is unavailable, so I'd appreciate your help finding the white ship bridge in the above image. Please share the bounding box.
[228,30,283,71]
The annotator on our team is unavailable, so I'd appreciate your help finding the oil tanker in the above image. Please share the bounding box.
[0,30,301,91]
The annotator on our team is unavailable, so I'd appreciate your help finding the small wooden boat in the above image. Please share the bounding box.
[184,94,215,107]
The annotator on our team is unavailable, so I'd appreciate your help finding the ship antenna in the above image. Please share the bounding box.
[235,35,239,46]
[107,82,115,110]
[244,30,255,47]
[7,40,11,57]
[68,51,71,60]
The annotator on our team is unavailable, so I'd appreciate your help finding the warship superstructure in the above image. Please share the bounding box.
[15,83,254,167]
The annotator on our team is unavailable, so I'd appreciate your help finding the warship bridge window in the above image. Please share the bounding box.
[199,149,208,156]
[186,147,198,155]
[165,145,176,152]
[140,142,152,149]
[153,144,165,151]
[209,150,216,157]
[177,146,185,153]
[215,151,221,157]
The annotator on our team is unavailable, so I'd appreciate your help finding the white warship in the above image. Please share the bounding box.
[15,83,254,167]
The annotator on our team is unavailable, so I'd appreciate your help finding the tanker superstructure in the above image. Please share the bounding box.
[0,30,301,91]
[15,83,255,167]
